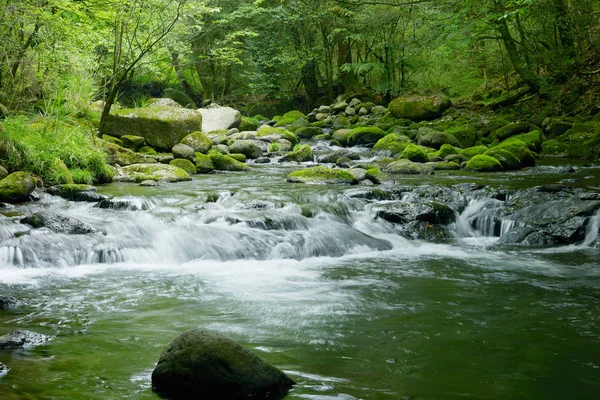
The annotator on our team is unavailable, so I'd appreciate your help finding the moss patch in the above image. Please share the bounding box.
[400,144,429,163]
[465,154,503,172]
[287,166,358,184]
[170,158,197,174]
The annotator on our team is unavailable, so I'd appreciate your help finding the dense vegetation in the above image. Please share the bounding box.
[0,0,599,184]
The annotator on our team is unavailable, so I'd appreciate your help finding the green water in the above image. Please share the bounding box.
[1,162,599,399]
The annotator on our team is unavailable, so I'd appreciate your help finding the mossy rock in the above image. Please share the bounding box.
[209,151,250,171]
[332,115,350,129]
[483,147,520,169]
[163,88,197,108]
[267,139,293,153]
[568,131,600,159]
[331,129,352,146]
[458,145,488,161]
[228,140,263,159]
[372,133,409,156]
[238,116,260,132]
[139,146,158,156]
[181,131,213,153]
[313,133,331,141]
[492,139,536,167]
[510,130,544,152]
[295,126,323,139]
[229,153,247,163]
[400,144,429,163]
[287,166,358,184]
[121,135,145,151]
[385,159,433,175]
[0,172,39,203]
[103,105,203,151]
[491,122,529,141]
[102,134,123,147]
[280,144,313,162]
[388,95,451,121]
[195,152,214,173]
[253,114,269,121]
[437,144,460,159]
[256,126,299,146]
[275,110,306,126]
[347,126,388,147]
[115,163,191,183]
[288,118,310,132]
[47,184,101,201]
[540,139,569,157]
[432,161,460,170]
[465,154,503,172]
[417,128,462,149]
[170,158,197,174]
[445,124,477,148]
[47,158,73,185]
[365,167,382,184]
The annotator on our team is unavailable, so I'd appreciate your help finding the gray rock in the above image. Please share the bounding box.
[371,105,387,116]
[198,105,242,132]
[375,201,456,225]
[358,107,369,116]
[349,98,361,107]
[20,213,102,235]
[348,168,367,182]
[46,185,107,202]
[229,140,263,159]
[318,105,331,113]
[0,330,50,349]
[345,106,356,116]
[332,101,349,113]
[151,329,294,400]
[317,149,361,163]
[214,144,230,154]
[172,143,196,163]
[113,164,191,183]
[0,296,18,309]
[139,180,158,187]
[315,112,329,121]
[0,172,38,203]
[226,128,240,136]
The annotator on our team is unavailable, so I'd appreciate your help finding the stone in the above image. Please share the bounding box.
[21,212,101,235]
[331,129,352,146]
[385,159,433,175]
[0,172,38,203]
[139,180,158,187]
[198,104,242,132]
[0,330,50,349]
[417,127,462,149]
[170,158,197,174]
[120,135,145,151]
[388,95,451,121]
[465,154,504,172]
[317,149,360,163]
[280,144,313,162]
[229,140,263,159]
[491,122,530,141]
[151,329,294,400]
[347,126,388,147]
[372,134,410,156]
[295,126,323,139]
[103,142,157,166]
[445,124,477,148]
[400,144,430,163]
[0,296,18,309]
[46,184,106,202]
[348,168,367,182]
[458,145,489,161]
[209,152,250,171]
[195,153,214,173]
[180,131,213,153]
[172,143,196,163]
[267,139,294,153]
[104,104,203,150]
[287,166,358,184]
[114,164,192,183]
[345,106,356,116]
[375,201,455,225]
[238,117,260,132]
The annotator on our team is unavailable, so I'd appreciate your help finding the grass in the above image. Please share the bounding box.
[0,115,113,185]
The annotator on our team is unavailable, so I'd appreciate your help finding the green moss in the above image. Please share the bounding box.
[163,88,196,108]
[385,159,433,175]
[313,133,331,141]
[437,143,460,159]
[228,153,247,163]
[445,124,477,148]
[281,144,313,162]
[139,146,158,156]
[492,139,536,167]
[365,167,382,184]
[372,133,409,156]
[59,183,94,197]
[238,116,260,132]
[118,163,191,182]
[347,126,388,147]
[432,161,460,170]
[417,128,462,149]
[275,110,306,126]
[510,130,544,152]
[388,96,451,121]
[465,154,503,172]
[195,152,214,173]
[458,145,488,161]
[181,131,213,153]
[170,158,197,174]
[483,148,521,170]
[400,144,429,163]
[102,134,123,146]
[209,152,250,171]
[47,158,73,185]
[491,122,529,141]
[331,129,352,146]
[295,127,322,139]
[287,166,358,184]
[0,171,39,202]
[256,126,299,146]
[540,139,569,157]
[121,134,145,150]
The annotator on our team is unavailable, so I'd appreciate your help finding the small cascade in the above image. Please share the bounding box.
[581,209,600,247]
[454,198,507,238]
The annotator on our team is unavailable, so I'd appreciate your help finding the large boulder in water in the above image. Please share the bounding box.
[151,329,294,400]
[287,166,358,184]
[388,95,451,121]
[113,163,191,183]
[0,330,50,349]
[0,172,38,203]
[198,104,242,132]
[103,102,203,151]
[375,201,456,225]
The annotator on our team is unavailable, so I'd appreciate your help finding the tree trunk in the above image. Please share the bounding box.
[302,58,319,100]
[338,39,356,93]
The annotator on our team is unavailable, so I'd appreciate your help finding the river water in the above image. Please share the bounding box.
[1,159,599,399]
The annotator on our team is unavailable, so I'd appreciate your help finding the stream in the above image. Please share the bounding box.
[1,157,600,399]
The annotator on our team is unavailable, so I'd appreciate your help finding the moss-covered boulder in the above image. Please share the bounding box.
[288,118,310,132]
[0,172,39,203]
[238,116,260,132]
[170,158,197,174]
[172,143,196,163]
[510,130,544,152]
[458,145,488,161]
[417,128,462,149]
[492,138,536,167]
[465,154,503,172]
[139,146,158,156]
[331,129,352,147]
[0,166,8,181]
[275,110,306,126]
[46,184,104,202]
[372,134,409,156]
[151,329,294,400]
[195,152,214,173]
[256,126,299,146]
[491,122,530,141]
[228,153,246,163]
[48,158,73,185]
[385,159,433,175]
[102,134,123,147]
[483,147,521,170]
[120,135,145,151]
[437,143,460,159]
[540,139,569,157]
[295,126,323,139]
[209,151,250,171]
[103,142,157,166]
[280,144,313,162]
[388,95,451,121]
[287,166,358,184]
[347,126,388,147]
[181,131,213,153]
[114,163,191,183]
[400,144,430,163]
[228,140,263,159]
[267,139,294,153]
[432,161,460,170]
[103,105,203,150]
[445,124,477,148]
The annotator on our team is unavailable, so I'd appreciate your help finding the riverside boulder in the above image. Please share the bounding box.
[151,329,294,400]
[388,95,451,121]
[113,164,191,183]
[0,172,38,203]
[198,104,242,132]
[103,102,203,150]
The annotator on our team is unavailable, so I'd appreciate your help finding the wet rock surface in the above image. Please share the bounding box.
[0,330,50,349]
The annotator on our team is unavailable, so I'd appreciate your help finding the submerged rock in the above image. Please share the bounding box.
[46,184,107,202]
[151,329,294,400]
[21,213,102,235]
[0,330,50,349]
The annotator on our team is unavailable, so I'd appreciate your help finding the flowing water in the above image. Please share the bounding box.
[1,159,600,399]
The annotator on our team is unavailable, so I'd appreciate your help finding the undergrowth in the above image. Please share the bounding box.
[0,116,113,185]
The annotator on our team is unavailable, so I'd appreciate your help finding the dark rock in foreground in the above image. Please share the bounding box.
[0,330,50,349]
[0,296,18,309]
[375,201,456,225]
[21,213,102,235]
[152,329,294,400]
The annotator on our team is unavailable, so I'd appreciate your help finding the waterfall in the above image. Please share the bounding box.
[454,198,506,238]
[581,209,600,247]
